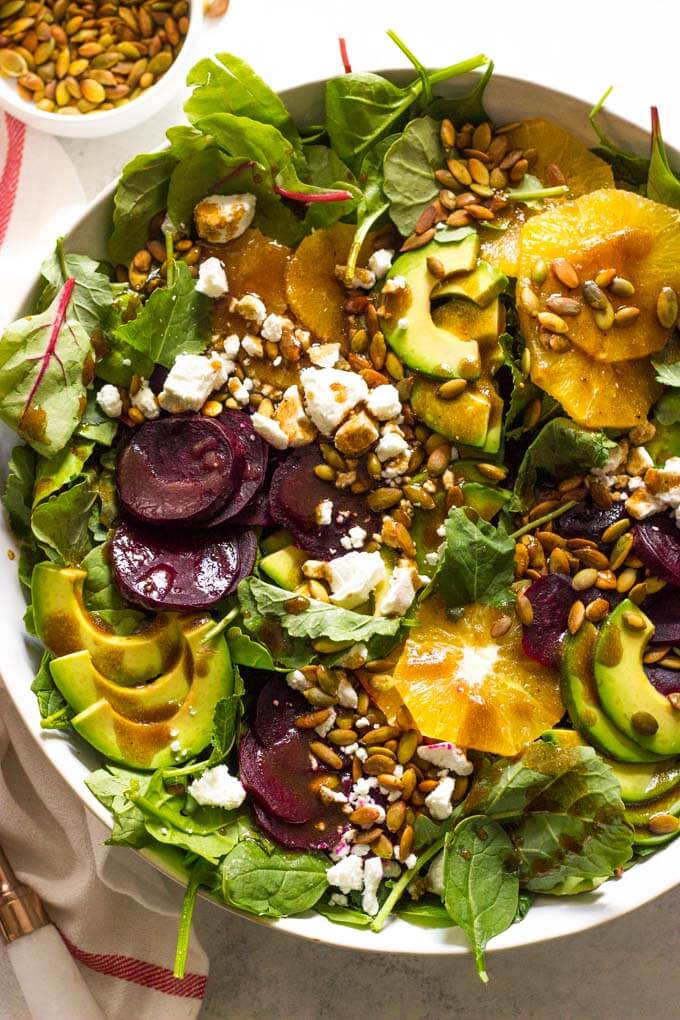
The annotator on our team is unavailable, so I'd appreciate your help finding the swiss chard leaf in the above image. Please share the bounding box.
[510,417,614,512]
[589,88,649,190]
[31,478,97,565]
[437,507,515,610]
[3,444,36,540]
[109,150,179,265]
[113,260,211,368]
[37,239,113,338]
[647,107,680,209]
[443,815,519,982]
[32,438,93,505]
[383,115,443,235]
[0,280,92,457]
[220,838,328,917]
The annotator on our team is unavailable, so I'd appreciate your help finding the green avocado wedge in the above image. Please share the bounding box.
[32,563,182,685]
[69,627,233,770]
[561,623,665,764]
[260,544,306,591]
[595,601,680,757]
[431,259,508,307]
[625,785,680,847]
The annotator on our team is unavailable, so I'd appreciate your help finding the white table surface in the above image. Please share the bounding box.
[3,1,680,1016]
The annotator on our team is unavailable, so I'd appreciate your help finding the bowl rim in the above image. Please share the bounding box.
[0,0,202,131]
[1,65,678,957]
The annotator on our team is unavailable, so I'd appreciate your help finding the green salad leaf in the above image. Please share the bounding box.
[427,60,494,126]
[206,667,244,765]
[76,392,118,446]
[647,107,680,209]
[225,625,282,671]
[443,815,519,982]
[109,150,179,265]
[86,766,153,848]
[220,838,328,918]
[316,899,373,928]
[32,438,93,505]
[383,115,443,235]
[589,88,649,190]
[437,507,515,609]
[344,134,395,283]
[302,144,360,228]
[30,650,71,726]
[37,239,113,338]
[397,897,455,929]
[3,445,36,540]
[31,477,96,566]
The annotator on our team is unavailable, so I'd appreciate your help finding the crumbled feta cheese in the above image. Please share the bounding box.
[365,384,402,421]
[286,669,311,692]
[327,854,365,894]
[326,550,386,609]
[329,893,349,907]
[355,716,370,729]
[251,412,289,450]
[375,429,410,462]
[368,248,394,280]
[425,776,456,820]
[319,785,348,805]
[349,777,378,804]
[316,499,333,526]
[626,445,653,476]
[158,353,227,413]
[330,829,357,861]
[337,642,368,669]
[315,708,337,738]
[404,853,418,870]
[350,268,376,290]
[194,192,256,244]
[352,843,370,857]
[131,379,159,419]
[275,385,316,447]
[361,857,383,916]
[379,565,417,617]
[223,334,241,358]
[382,275,406,293]
[625,454,680,521]
[228,378,250,405]
[231,292,266,326]
[308,342,341,368]
[196,257,229,298]
[299,367,369,435]
[340,525,367,550]
[337,675,358,709]
[425,551,440,567]
[260,313,291,343]
[96,383,122,418]
[188,765,246,810]
[397,317,409,330]
[418,742,473,775]
[427,851,445,897]
[242,335,263,358]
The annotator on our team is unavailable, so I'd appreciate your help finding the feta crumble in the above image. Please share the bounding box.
[425,776,456,820]
[242,335,263,358]
[368,248,394,280]
[251,412,289,450]
[375,429,410,462]
[194,193,256,244]
[327,854,365,894]
[418,742,473,775]
[365,383,402,421]
[196,257,228,298]
[299,367,369,435]
[362,857,383,916]
[314,708,337,738]
[286,669,311,692]
[379,565,417,617]
[188,765,246,810]
[97,384,122,419]
[340,525,367,550]
[260,313,291,343]
[158,353,229,413]
[131,379,159,420]
[231,292,266,326]
[326,551,386,609]
[308,342,341,368]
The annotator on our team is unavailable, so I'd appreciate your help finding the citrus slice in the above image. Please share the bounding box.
[481,118,614,277]
[518,189,680,362]
[383,597,563,756]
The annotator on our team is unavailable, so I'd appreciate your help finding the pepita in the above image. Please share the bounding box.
[657,286,678,329]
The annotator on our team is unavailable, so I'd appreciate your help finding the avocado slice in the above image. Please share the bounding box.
[625,783,680,829]
[69,627,233,770]
[260,544,307,590]
[410,376,492,448]
[431,260,508,308]
[561,623,665,763]
[32,563,182,685]
[595,600,680,757]
[260,529,294,555]
[49,617,215,721]
[381,236,483,380]
[647,419,680,465]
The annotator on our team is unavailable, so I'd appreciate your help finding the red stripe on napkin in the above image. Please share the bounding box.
[0,113,26,250]
[60,931,207,1000]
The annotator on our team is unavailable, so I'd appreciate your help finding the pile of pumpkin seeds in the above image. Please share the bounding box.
[0,0,190,114]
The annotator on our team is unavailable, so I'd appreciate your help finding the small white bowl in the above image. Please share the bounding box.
[0,0,202,138]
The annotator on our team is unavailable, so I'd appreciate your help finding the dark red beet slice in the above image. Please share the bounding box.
[230,493,272,527]
[645,666,680,696]
[205,410,268,526]
[521,573,620,668]
[644,586,680,644]
[117,415,243,525]
[251,800,350,852]
[270,447,380,560]
[556,500,626,543]
[253,676,308,745]
[634,514,680,586]
[111,518,255,611]
[239,730,318,824]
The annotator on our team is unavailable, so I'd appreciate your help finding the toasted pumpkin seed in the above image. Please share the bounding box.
[657,286,678,329]
[436,378,468,400]
[551,257,580,289]
[609,276,635,297]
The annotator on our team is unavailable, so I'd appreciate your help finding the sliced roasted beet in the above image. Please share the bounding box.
[634,514,680,586]
[521,573,619,668]
[645,665,680,696]
[251,800,350,852]
[205,410,269,526]
[253,676,308,745]
[555,500,626,543]
[239,730,318,824]
[230,492,272,527]
[270,447,380,560]
[117,415,243,525]
[111,518,255,611]
[644,586,680,645]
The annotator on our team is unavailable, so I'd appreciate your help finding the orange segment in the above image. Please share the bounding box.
[386,598,563,757]
[481,118,614,277]
[518,189,680,362]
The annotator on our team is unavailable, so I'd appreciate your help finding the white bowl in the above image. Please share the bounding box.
[1,69,677,956]
[0,0,202,138]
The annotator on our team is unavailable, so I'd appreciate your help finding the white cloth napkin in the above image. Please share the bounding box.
[0,115,209,1017]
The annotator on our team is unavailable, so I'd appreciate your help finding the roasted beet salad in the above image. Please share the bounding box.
[5,37,680,980]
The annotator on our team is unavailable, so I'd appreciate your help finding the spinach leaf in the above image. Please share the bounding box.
[427,60,494,125]
[514,890,533,924]
[443,815,519,982]
[86,766,152,848]
[33,438,93,505]
[76,392,118,446]
[3,444,36,540]
[30,650,70,725]
[654,390,680,426]
[226,625,283,671]
[397,897,455,929]
[589,88,649,190]
[207,667,244,765]
[80,543,145,633]
[647,107,680,209]
[240,577,403,645]
[174,859,216,979]
[510,417,614,512]
[0,280,92,457]
[316,899,372,928]
[37,239,113,338]
[220,838,328,917]
[303,144,360,229]
[437,507,515,610]
[31,478,96,565]
[114,260,211,368]
[499,332,556,438]
[109,150,179,265]
[383,116,443,235]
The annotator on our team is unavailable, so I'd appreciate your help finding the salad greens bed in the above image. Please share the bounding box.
[3,32,680,982]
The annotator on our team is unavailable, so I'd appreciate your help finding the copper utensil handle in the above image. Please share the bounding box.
[0,845,49,943]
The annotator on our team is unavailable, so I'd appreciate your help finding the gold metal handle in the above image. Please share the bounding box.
[0,846,49,943]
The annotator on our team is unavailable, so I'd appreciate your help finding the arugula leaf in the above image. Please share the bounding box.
[3,444,36,540]
[109,150,179,265]
[397,897,455,929]
[443,815,519,982]
[240,577,403,645]
[0,280,92,457]
[383,116,443,235]
[589,87,649,190]
[37,239,113,338]
[32,438,93,505]
[427,60,494,125]
[220,838,328,917]
[31,478,96,565]
[113,260,211,368]
[437,507,515,610]
[647,107,680,209]
[510,417,614,512]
